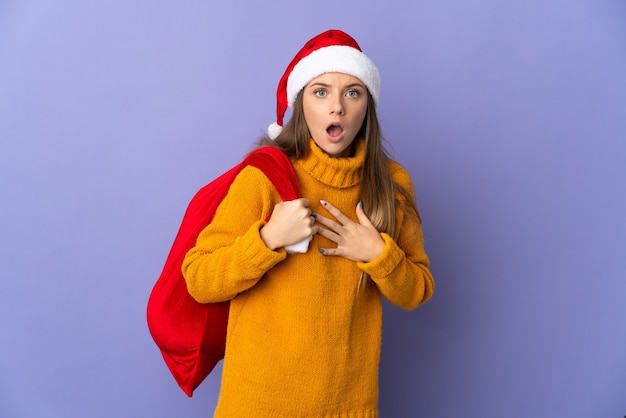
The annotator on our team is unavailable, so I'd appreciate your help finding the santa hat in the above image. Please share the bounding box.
[268,29,380,139]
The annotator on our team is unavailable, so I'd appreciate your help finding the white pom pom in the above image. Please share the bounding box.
[285,236,312,254]
[268,122,283,140]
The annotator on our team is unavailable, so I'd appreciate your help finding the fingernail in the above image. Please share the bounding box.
[319,248,325,254]
[359,200,363,208]
[310,213,317,218]
[321,200,327,206]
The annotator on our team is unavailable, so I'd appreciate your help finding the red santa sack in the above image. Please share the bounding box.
[147,146,299,397]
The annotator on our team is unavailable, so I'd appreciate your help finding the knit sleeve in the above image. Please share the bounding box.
[357,162,434,310]
[182,166,287,303]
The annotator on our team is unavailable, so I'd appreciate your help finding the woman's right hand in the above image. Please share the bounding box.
[260,198,318,250]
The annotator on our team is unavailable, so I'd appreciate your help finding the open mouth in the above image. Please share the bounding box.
[326,123,344,138]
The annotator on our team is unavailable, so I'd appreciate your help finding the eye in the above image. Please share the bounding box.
[346,89,360,98]
[314,89,327,97]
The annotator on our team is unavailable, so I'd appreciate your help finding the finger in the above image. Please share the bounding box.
[315,224,341,242]
[299,197,311,208]
[312,213,341,232]
[318,247,340,257]
[355,200,374,227]
[288,198,311,217]
[320,200,351,225]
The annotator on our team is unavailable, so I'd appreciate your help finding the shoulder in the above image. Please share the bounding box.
[225,146,295,202]
[213,164,283,219]
[232,165,280,194]
[386,158,414,190]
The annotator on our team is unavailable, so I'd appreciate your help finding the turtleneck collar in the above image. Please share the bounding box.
[296,139,365,189]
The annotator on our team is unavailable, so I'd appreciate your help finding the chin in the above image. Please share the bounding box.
[323,144,350,158]
[312,135,354,157]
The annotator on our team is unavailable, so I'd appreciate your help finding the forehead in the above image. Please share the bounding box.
[306,72,365,87]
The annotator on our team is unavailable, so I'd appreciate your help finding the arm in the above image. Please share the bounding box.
[358,223,434,310]
[360,165,434,310]
[181,166,286,303]
[317,198,434,310]
[314,164,434,310]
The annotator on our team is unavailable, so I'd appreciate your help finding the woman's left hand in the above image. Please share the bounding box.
[314,200,386,263]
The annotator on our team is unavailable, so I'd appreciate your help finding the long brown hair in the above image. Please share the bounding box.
[258,92,420,288]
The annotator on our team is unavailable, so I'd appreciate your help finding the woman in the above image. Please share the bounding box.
[182,29,434,418]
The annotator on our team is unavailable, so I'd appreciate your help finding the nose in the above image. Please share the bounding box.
[330,96,345,115]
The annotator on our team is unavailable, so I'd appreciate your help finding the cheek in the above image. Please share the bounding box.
[353,108,367,131]
[303,106,324,132]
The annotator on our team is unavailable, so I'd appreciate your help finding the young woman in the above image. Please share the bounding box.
[182,29,434,418]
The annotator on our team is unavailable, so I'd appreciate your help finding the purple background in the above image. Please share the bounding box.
[1,1,625,417]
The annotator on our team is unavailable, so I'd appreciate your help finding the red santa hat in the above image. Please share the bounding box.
[268,29,380,139]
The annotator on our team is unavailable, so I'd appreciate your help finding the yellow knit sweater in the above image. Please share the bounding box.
[182,140,434,418]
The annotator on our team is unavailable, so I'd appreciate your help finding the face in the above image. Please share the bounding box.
[302,72,368,158]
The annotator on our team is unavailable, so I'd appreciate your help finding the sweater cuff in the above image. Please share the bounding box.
[241,220,287,272]
[356,233,403,278]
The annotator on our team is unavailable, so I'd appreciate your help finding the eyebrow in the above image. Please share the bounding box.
[308,82,366,89]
